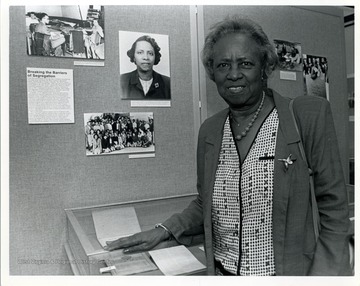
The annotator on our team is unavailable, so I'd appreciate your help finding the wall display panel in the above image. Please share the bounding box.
[119,30,171,100]
[25,5,105,59]
[84,112,155,156]
[9,5,196,275]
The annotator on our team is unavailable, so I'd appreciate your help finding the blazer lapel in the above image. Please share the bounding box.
[201,109,228,274]
[272,91,301,275]
[129,71,143,91]
[202,109,229,211]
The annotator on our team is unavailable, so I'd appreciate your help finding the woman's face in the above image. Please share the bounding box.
[212,33,263,111]
[133,41,155,72]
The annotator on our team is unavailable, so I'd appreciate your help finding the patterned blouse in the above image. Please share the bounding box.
[212,109,279,275]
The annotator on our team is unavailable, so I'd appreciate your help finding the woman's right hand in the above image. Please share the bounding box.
[103,227,170,253]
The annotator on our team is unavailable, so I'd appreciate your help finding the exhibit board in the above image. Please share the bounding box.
[9,5,197,275]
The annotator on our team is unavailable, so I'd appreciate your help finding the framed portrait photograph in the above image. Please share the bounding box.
[119,30,171,100]
[26,5,105,59]
[84,112,155,156]
[274,39,302,71]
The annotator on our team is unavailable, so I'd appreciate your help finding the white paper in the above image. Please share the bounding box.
[280,70,297,81]
[128,153,156,159]
[73,61,105,67]
[149,245,205,276]
[92,207,141,247]
[130,100,171,108]
[26,67,74,124]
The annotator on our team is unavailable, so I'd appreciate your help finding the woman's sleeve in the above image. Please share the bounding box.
[161,125,207,245]
[296,98,351,275]
[162,194,204,246]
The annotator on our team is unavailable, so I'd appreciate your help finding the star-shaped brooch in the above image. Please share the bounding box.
[278,154,296,170]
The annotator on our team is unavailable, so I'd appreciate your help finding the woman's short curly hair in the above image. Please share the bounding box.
[201,16,279,81]
[127,35,162,65]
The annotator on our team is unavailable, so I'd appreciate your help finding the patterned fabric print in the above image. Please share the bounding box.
[240,109,278,276]
[212,117,241,275]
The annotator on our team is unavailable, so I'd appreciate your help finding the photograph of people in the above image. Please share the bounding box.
[274,39,302,71]
[119,31,171,100]
[25,5,105,59]
[84,112,155,156]
[106,17,351,276]
[303,54,329,99]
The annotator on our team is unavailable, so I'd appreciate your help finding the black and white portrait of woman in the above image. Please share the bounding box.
[119,31,171,100]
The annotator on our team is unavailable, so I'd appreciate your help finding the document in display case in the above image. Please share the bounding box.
[92,206,142,247]
[64,194,206,275]
[105,250,158,275]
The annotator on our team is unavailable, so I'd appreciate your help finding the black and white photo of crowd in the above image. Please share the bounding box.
[302,55,328,81]
[302,54,329,99]
[274,39,302,71]
[84,112,154,156]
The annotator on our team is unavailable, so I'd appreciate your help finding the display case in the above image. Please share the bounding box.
[64,194,206,275]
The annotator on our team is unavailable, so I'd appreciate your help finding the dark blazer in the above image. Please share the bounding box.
[163,89,351,275]
[120,69,171,100]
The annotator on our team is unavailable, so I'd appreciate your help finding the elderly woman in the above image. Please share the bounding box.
[120,35,171,100]
[106,17,351,276]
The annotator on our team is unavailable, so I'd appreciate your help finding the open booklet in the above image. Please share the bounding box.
[92,206,142,248]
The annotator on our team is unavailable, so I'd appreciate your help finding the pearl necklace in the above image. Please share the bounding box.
[231,92,265,141]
